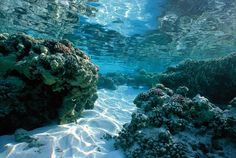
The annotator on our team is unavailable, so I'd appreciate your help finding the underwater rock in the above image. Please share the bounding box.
[14,128,35,143]
[97,75,117,90]
[0,33,98,135]
[159,53,236,104]
[126,69,159,88]
[14,128,44,149]
[98,69,159,90]
[115,85,236,158]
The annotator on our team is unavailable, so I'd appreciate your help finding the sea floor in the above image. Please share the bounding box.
[0,86,145,158]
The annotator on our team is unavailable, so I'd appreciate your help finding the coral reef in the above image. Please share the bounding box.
[99,53,236,105]
[0,33,98,135]
[159,52,236,104]
[115,84,236,158]
[97,74,117,90]
[98,69,159,90]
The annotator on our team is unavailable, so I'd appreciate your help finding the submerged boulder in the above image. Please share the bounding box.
[159,53,236,104]
[97,74,117,90]
[14,128,35,143]
[0,33,98,135]
[115,84,236,158]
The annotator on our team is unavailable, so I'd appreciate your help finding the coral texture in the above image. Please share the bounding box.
[159,53,236,103]
[115,84,236,158]
[0,33,98,135]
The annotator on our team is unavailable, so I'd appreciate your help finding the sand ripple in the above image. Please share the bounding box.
[0,86,145,158]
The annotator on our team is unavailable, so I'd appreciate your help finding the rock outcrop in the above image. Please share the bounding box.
[159,53,236,104]
[115,84,236,158]
[0,33,98,135]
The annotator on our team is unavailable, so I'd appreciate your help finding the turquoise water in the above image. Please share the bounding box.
[61,0,169,73]
[0,1,236,157]
[1,0,235,73]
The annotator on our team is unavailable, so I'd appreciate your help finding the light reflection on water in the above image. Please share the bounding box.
[85,0,166,36]
[0,0,235,73]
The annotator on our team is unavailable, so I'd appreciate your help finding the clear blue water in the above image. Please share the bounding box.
[0,0,235,73]
[0,1,236,157]
[65,0,169,73]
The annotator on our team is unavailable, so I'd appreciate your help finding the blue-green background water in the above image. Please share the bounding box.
[0,0,235,73]
[0,1,236,157]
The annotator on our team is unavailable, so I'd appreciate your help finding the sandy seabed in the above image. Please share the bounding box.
[0,86,145,158]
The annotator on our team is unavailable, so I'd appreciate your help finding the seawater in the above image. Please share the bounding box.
[1,0,234,73]
[0,0,236,158]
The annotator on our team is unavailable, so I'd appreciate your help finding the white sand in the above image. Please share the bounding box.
[0,86,145,158]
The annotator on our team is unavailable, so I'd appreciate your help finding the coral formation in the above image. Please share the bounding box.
[159,53,236,104]
[115,84,236,158]
[0,33,98,135]
[97,74,117,90]
[99,53,236,106]
[98,69,159,90]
